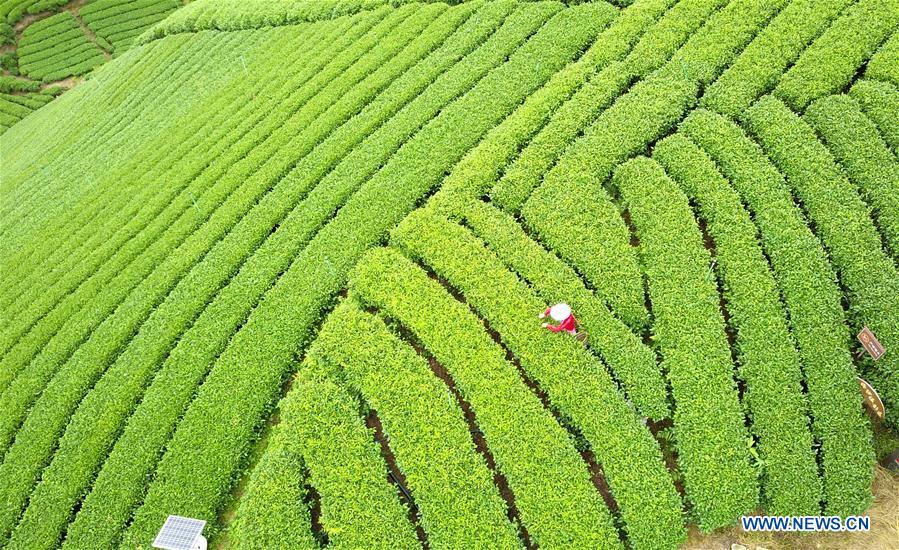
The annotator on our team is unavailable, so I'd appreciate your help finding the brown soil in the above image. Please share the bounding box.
[684,467,899,550]
[415,337,535,548]
[365,409,429,548]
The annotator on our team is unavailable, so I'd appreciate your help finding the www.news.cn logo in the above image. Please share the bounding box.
[741,515,870,532]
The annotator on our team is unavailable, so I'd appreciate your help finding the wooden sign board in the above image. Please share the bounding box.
[857,327,886,361]
[858,377,885,421]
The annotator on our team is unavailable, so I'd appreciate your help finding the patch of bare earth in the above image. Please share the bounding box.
[683,467,899,550]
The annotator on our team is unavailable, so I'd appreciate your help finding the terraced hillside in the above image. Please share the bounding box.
[0,0,187,124]
[1,0,898,548]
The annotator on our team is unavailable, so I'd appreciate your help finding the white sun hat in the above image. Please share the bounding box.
[549,303,571,322]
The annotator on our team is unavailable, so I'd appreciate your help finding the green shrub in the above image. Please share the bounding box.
[0,75,39,92]
[308,301,522,547]
[865,31,899,87]
[744,96,899,428]
[520,0,791,332]
[0,22,13,44]
[0,52,17,74]
[805,94,899,259]
[0,19,368,352]
[119,6,614,545]
[0,10,417,544]
[82,0,181,53]
[228,429,318,550]
[135,0,460,45]
[850,79,899,155]
[391,210,686,548]
[9,7,490,549]
[613,156,757,530]
[235,371,418,549]
[350,247,624,549]
[519,71,694,332]
[700,0,854,118]
[63,5,523,547]
[17,12,105,81]
[458,199,670,420]
[772,0,899,110]
[653,135,822,515]
[680,109,875,516]
[490,0,684,213]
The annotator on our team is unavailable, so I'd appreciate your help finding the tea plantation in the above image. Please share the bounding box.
[1,0,897,548]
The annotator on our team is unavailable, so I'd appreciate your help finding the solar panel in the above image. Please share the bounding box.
[152,515,207,550]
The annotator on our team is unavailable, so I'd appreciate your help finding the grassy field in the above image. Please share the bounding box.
[0,0,898,548]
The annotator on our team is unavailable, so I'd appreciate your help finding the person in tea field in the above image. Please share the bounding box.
[538,303,587,343]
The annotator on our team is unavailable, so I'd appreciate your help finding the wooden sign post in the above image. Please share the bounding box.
[857,326,886,361]
[858,377,885,422]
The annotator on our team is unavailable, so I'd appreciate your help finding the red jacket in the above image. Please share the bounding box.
[542,307,578,334]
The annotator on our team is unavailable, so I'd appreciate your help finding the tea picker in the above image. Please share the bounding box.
[538,303,587,344]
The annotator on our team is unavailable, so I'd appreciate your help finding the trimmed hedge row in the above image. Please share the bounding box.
[680,109,875,516]
[700,0,853,118]
[613,157,757,531]
[17,12,78,46]
[425,0,661,210]
[744,96,899,426]
[0,39,179,244]
[652,0,788,85]
[0,24,246,245]
[0,23,351,338]
[0,12,412,544]
[1,0,66,24]
[520,0,790,332]
[0,110,17,127]
[0,30,230,346]
[80,0,171,21]
[3,1,488,344]
[772,0,899,111]
[18,12,105,81]
[0,75,40,92]
[228,425,318,550]
[307,301,522,547]
[62,5,520,547]
[492,0,727,213]
[16,27,84,57]
[21,0,488,316]
[391,209,685,549]
[237,371,419,549]
[82,0,182,53]
[393,0,621,215]
[0,28,205,244]
[0,33,259,454]
[489,0,680,213]
[350,246,622,549]
[518,70,694,332]
[0,91,53,131]
[653,135,822,515]
[7,7,475,550]
[0,14,384,376]
[805,94,899,259]
[850,79,899,155]
[622,0,726,80]
[119,5,611,545]
[459,199,669,420]
[0,14,384,378]
[134,0,453,45]
[865,31,899,87]
[0,95,31,117]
